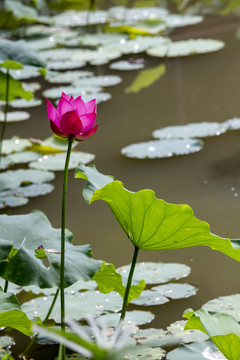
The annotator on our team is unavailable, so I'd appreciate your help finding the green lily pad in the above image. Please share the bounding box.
[0,111,30,122]
[6,151,41,164]
[163,14,203,28]
[124,345,165,360]
[152,122,229,139]
[22,290,122,322]
[110,60,144,71]
[0,195,29,209]
[126,64,166,93]
[0,169,54,191]
[10,65,41,80]
[0,39,46,67]
[131,283,197,306]
[108,6,168,23]
[121,139,203,159]
[0,60,22,70]
[8,98,42,108]
[117,262,191,285]
[46,70,93,84]
[0,336,15,358]
[1,137,31,154]
[29,151,95,171]
[77,33,128,47]
[0,211,102,288]
[22,81,41,93]
[26,37,57,51]
[166,340,220,360]
[73,75,122,87]
[52,10,109,27]
[224,117,240,130]
[3,183,54,198]
[95,310,155,327]
[111,36,170,55]
[202,294,240,321]
[82,92,112,104]
[47,60,86,71]
[43,86,101,99]
[147,39,225,58]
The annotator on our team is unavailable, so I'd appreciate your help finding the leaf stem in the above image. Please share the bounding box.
[120,245,139,322]
[0,68,10,163]
[3,280,8,293]
[20,289,59,359]
[59,139,73,359]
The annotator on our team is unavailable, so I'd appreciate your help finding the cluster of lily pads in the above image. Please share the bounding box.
[0,1,240,360]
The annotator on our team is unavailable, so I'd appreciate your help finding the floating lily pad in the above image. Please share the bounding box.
[47,60,86,71]
[124,345,165,360]
[95,310,155,327]
[0,169,54,191]
[163,14,203,28]
[26,37,57,51]
[43,86,101,99]
[21,279,97,296]
[82,92,112,104]
[121,139,203,159]
[0,336,15,358]
[29,151,95,171]
[224,117,240,130]
[111,36,170,55]
[167,340,221,360]
[22,290,122,322]
[147,39,225,58]
[9,98,42,108]
[202,294,240,321]
[117,262,191,285]
[10,65,41,80]
[0,111,30,122]
[153,122,228,139]
[77,33,128,46]
[109,6,168,23]
[53,10,109,27]
[110,61,144,71]
[73,75,122,87]
[46,70,93,84]
[6,151,41,164]
[131,283,197,306]
[0,195,28,209]
[22,82,41,93]
[29,135,79,154]
[2,137,31,154]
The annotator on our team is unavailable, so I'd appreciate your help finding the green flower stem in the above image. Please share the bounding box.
[3,280,8,293]
[0,68,10,162]
[120,245,139,321]
[20,289,59,359]
[59,139,73,359]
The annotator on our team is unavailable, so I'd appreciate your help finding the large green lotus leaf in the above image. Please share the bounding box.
[184,309,240,360]
[166,340,220,360]
[0,39,46,67]
[121,139,203,159]
[22,290,122,322]
[131,283,197,306]
[0,71,33,102]
[95,310,155,327]
[124,345,165,360]
[202,294,240,321]
[0,211,102,288]
[0,288,20,312]
[153,122,229,139]
[0,111,30,122]
[117,262,191,285]
[147,39,224,57]
[93,263,145,303]
[73,75,122,88]
[2,137,31,155]
[125,64,166,93]
[29,151,95,171]
[110,60,144,71]
[46,70,93,84]
[76,165,240,261]
[75,164,114,204]
[0,169,54,191]
[0,309,40,336]
[8,98,42,108]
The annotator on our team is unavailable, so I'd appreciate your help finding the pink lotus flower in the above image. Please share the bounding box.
[46,93,98,141]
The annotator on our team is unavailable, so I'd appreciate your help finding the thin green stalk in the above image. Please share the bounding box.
[0,68,10,163]
[20,289,59,359]
[120,245,139,322]
[3,280,8,293]
[59,139,73,360]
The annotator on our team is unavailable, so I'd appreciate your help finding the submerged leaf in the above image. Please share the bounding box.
[125,64,166,93]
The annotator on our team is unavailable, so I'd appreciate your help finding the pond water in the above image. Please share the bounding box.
[2,3,240,346]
